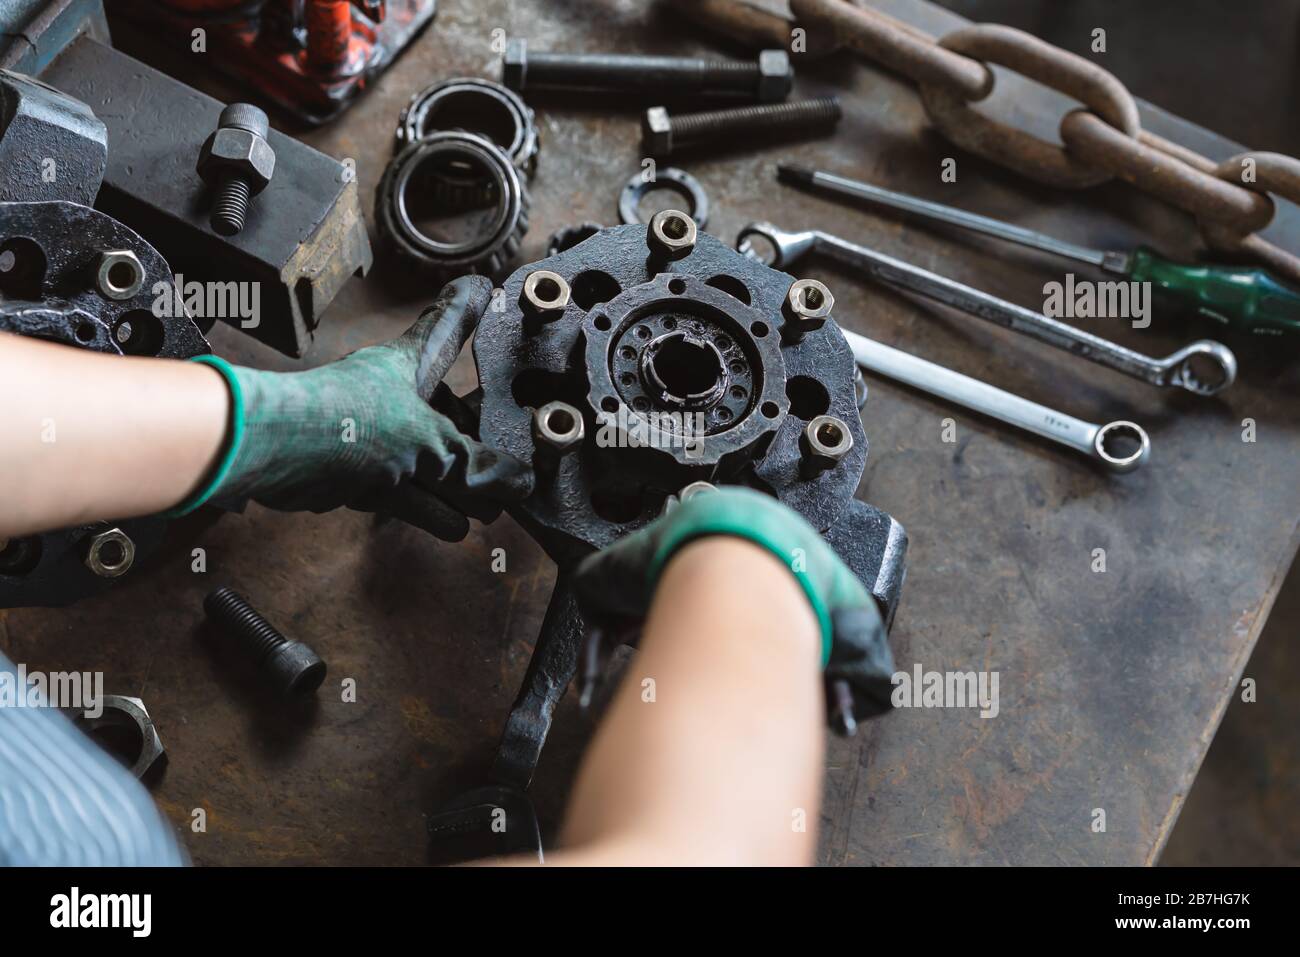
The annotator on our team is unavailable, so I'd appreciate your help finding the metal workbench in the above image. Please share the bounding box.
[2,0,1298,865]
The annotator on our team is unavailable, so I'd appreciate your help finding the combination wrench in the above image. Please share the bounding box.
[738,222,1237,396]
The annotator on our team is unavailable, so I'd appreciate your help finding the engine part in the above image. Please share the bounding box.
[503,41,793,103]
[42,36,373,358]
[546,222,604,257]
[0,68,106,205]
[460,212,908,795]
[203,587,328,697]
[108,0,438,126]
[197,103,276,237]
[618,166,709,228]
[743,221,1238,396]
[396,77,539,178]
[0,199,210,609]
[72,695,166,782]
[642,97,842,157]
[376,130,529,276]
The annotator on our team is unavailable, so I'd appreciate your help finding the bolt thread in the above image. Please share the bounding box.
[671,97,841,143]
[204,587,288,663]
[212,176,252,235]
[526,53,761,93]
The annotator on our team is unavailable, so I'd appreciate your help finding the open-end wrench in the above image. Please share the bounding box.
[737,222,1237,396]
[842,328,1149,472]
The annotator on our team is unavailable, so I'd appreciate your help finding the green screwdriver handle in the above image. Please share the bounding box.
[1128,246,1300,338]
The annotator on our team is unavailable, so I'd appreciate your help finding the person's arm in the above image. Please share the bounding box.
[0,276,530,542]
[0,333,230,538]
[553,536,824,866]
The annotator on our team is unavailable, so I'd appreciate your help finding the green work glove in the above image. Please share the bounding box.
[176,276,531,540]
[572,485,896,724]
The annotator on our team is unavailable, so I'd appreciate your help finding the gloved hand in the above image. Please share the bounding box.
[572,485,896,725]
[173,276,532,540]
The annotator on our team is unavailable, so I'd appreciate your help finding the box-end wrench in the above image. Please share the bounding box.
[843,328,1149,472]
[737,222,1237,397]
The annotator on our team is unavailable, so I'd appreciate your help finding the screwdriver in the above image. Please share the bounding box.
[777,163,1300,338]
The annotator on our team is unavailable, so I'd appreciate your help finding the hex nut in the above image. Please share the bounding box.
[197,126,275,193]
[74,695,165,780]
[646,208,697,261]
[519,269,571,321]
[83,527,135,578]
[642,106,673,155]
[95,250,144,301]
[503,39,527,90]
[533,401,585,455]
[756,49,794,102]
[801,414,853,474]
[782,278,834,338]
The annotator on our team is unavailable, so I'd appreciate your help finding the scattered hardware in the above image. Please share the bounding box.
[0,69,106,205]
[396,77,539,180]
[618,166,710,228]
[42,38,371,358]
[204,588,327,697]
[72,695,166,782]
[741,221,1238,396]
[546,222,605,257]
[111,0,438,125]
[503,41,793,102]
[465,212,908,789]
[375,131,530,275]
[197,104,277,237]
[844,327,1150,472]
[642,98,842,157]
[779,164,1300,339]
[0,199,209,609]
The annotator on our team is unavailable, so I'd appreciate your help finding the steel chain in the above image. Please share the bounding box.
[787,0,1300,285]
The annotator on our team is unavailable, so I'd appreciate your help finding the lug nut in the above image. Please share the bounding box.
[95,250,144,301]
[519,269,571,324]
[782,277,834,342]
[83,527,135,579]
[203,587,327,697]
[646,208,697,263]
[532,400,585,473]
[801,414,853,477]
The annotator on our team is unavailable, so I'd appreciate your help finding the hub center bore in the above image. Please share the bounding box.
[639,330,730,409]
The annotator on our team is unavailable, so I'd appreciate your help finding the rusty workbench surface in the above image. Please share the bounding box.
[3,0,1299,866]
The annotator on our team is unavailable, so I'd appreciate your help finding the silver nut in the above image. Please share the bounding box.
[646,208,697,261]
[95,250,144,301]
[83,527,135,578]
[519,269,571,321]
[642,107,673,155]
[801,414,853,474]
[756,49,794,102]
[75,695,165,780]
[533,401,585,455]
[782,278,834,338]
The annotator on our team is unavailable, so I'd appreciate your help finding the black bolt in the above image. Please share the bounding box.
[503,40,792,102]
[203,587,326,696]
[196,104,275,237]
[642,97,841,157]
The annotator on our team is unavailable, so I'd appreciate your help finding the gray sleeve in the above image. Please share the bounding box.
[0,651,186,866]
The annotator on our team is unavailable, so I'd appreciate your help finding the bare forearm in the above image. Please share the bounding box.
[555,537,825,866]
[0,333,229,537]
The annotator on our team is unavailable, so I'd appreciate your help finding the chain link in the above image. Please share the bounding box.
[787,0,1300,285]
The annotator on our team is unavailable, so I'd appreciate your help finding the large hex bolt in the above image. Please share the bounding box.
[781,277,834,343]
[646,208,697,267]
[800,414,853,478]
[532,400,585,475]
[83,527,135,578]
[203,587,327,696]
[519,269,571,326]
[503,41,792,102]
[196,104,277,236]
